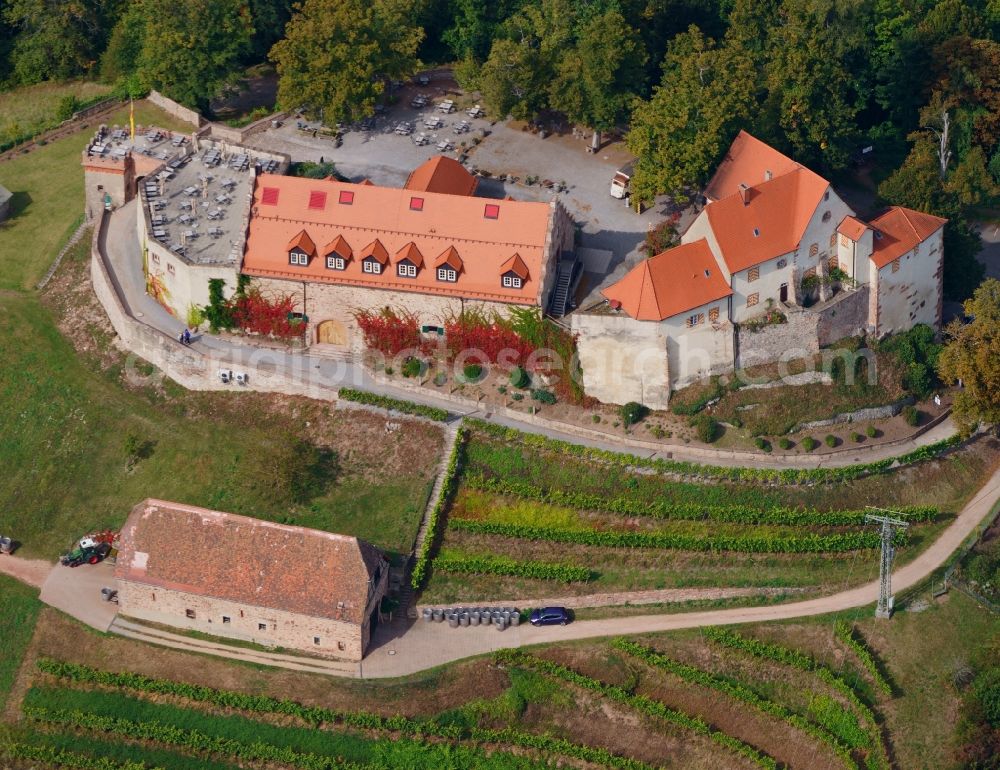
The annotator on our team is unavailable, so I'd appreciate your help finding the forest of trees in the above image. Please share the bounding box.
[1,0,998,298]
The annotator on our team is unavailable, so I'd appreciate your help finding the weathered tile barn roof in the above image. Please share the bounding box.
[116,500,385,625]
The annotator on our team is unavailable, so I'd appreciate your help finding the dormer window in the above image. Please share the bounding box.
[289,250,309,266]
[398,262,417,278]
[326,255,345,270]
[285,229,316,267]
[393,243,423,279]
[360,239,388,275]
[363,259,382,274]
[502,274,523,289]
[323,235,352,271]
[437,267,457,282]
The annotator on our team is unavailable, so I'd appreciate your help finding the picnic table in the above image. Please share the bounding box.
[413,132,429,146]
[394,122,413,135]
[436,140,453,151]
[453,120,470,134]
[153,228,167,239]
[410,95,428,108]
[438,99,455,113]
[467,105,484,118]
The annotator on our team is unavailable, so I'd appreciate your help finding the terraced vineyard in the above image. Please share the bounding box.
[4,616,910,770]
[417,422,999,603]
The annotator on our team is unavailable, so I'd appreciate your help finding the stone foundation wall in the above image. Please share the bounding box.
[117,580,368,660]
[816,285,870,346]
[736,311,819,370]
[147,90,203,127]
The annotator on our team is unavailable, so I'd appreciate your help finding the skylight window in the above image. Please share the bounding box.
[261,187,279,205]
[484,203,500,220]
[308,191,327,210]
[338,190,354,205]
[410,196,424,211]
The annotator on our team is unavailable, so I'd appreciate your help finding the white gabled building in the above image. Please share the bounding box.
[573,130,947,408]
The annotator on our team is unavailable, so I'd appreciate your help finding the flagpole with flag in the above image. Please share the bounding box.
[129,98,135,142]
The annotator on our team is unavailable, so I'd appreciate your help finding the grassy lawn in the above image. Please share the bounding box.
[0,576,41,706]
[0,81,114,147]
[0,100,194,291]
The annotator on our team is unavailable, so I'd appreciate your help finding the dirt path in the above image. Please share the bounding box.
[0,555,53,588]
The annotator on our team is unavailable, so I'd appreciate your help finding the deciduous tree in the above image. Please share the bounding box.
[270,0,423,124]
[3,0,99,84]
[938,279,1000,433]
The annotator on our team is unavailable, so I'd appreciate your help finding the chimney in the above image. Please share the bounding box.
[764,169,773,181]
[739,183,751,206]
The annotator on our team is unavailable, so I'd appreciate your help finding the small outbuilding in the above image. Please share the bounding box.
[115,499,389,661]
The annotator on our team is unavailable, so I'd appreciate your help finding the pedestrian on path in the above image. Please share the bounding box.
[183,328,191,345]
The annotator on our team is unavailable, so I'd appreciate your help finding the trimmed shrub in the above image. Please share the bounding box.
[754,437,772,453]
[433,551,591,582]
[690,414,720,443]
[401,357,423,378]
[825,434,838,448]
[531,389,557,405]
[851,432,863,443]
[902,405,920,426]
[619,401,648,427]
[463,363,484,382]
[778,437,793,450]
[866,425,877,438]
[802,436,819,452]
[510,366,531,389]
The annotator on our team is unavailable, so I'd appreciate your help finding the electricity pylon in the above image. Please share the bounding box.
[865,507,911,618]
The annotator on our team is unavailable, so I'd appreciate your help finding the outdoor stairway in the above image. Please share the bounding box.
[109,616,361,676]
[548,255,580,318]
[405,421,461,619]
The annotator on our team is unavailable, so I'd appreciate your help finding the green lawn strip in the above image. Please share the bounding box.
[611,638,859,769]
[833,622,894,697]
[0,574,42,704]
[495,649,778,769]
[11,728,242,770]
[703,627,890,770]
[461,473,939,527]
[447,518,891,553]
[433,549,592,582]
[35,660,646,770]
[411,427,466,588]
[465,419,961,485]
[337,388,449,421]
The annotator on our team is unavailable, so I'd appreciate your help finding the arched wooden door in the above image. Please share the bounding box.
[316,319,348,346]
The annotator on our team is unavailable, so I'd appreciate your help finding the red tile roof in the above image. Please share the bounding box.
[360,238,389,264]
[404,155,478,196]
[704,130,801,201]
[837,215,869,241]
[602,239,732,321]
[287,229,316,256]
[243,173,554,304]
[869,206,947,269]
[394,242,424,267]
[115,500,386,625]
[324,234,353,259]
[705,167,829,274]
[500,253,529,280]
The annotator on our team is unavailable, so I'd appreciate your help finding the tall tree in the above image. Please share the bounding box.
[270,0,423,124]
[938,279,1000,434]
[137,0,253,110]
[476,37,547,121]
[549,9,647,149]
[3,0,100,84]
[765,0,872,170]
[626,26,756,203]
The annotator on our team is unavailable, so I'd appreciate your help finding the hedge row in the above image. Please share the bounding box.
[494,649,778,770]
[0,743,152,770]
[611,639,859,770]
[463,472,939,526]
[24,706,377,770]
[433,551,592,582]
[338,388,449,421]
[411,427,466,588]
[466,419,962,484]
[36,659,648,770]
[448,518,893,553]
[834,621,894,696]
[703,628,889,770]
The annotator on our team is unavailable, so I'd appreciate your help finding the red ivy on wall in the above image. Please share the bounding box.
[444,317,536,366]
[232,289,301,339]
[354,308,428,356]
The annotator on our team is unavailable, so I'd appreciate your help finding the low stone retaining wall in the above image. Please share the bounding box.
[147,90,203,127]
[795,397,915,432]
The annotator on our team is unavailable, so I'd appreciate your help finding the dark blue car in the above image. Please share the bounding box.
[529,607,571,626]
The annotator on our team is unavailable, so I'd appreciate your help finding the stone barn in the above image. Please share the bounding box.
[115,499,389,661]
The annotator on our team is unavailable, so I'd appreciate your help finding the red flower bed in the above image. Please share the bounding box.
[354,308,428,356]
[445,317,536,366]
[232,289,302,339]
